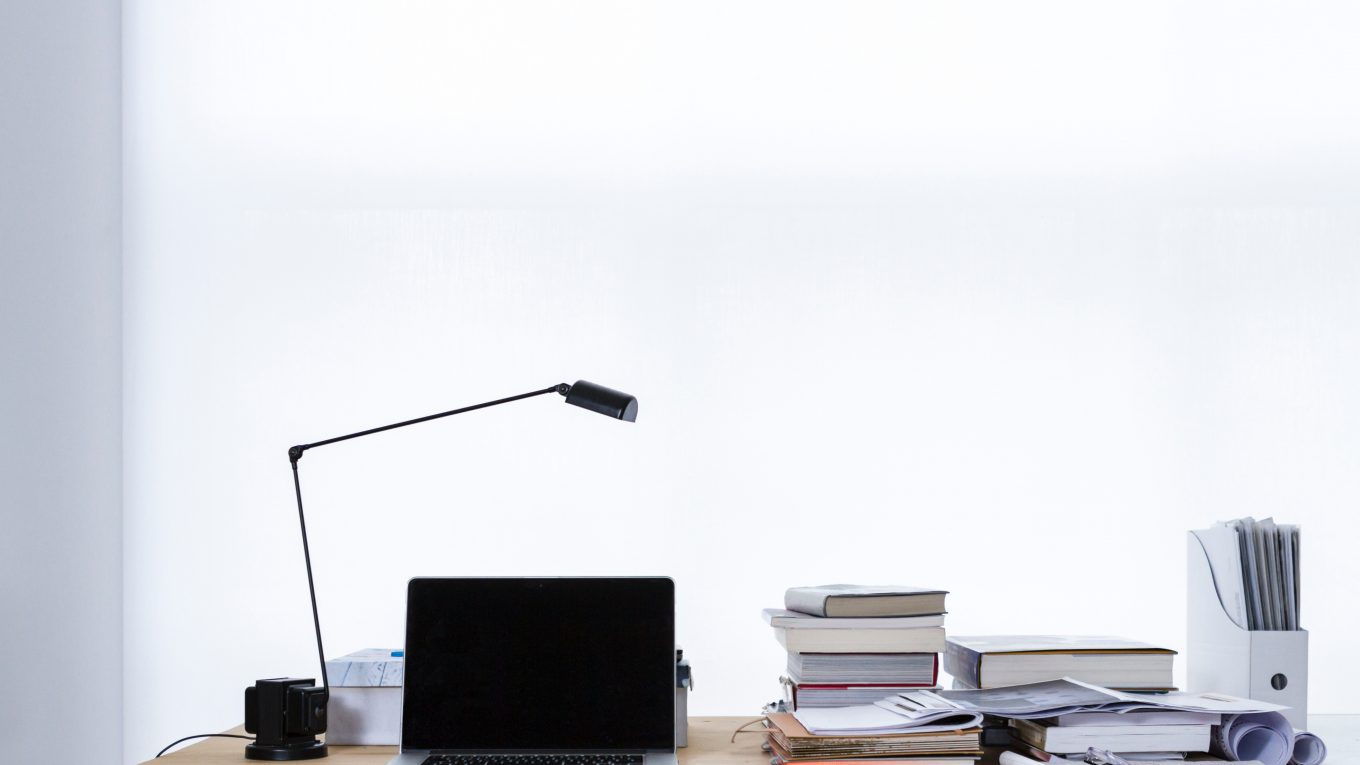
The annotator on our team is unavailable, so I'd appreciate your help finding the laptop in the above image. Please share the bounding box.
[388,577,678,765]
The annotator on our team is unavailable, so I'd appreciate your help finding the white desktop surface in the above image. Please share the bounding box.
[1304,715,1358,760]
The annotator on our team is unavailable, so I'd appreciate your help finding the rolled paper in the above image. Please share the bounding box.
[1214,712,1295,765]
[1291,730,1327,765]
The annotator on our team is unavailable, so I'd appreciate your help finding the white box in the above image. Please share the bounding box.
[1187,533,1308,728]
[325,648,404,746]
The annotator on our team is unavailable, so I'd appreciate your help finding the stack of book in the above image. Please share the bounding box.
[766,585,949,710]
[766,687,986,765]
[764,712,983,765]
[942,636,1178,759]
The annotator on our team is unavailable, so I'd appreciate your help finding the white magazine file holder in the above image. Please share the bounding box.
[1187,532,1308,728]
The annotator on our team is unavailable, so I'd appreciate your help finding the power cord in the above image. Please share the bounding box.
[155,733,254,758]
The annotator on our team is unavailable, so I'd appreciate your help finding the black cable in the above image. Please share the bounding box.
[155,733,253,758]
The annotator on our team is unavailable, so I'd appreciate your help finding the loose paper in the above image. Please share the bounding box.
[793,703,982,735]
[1290,730,1327,765]
[1213,712,1295,765]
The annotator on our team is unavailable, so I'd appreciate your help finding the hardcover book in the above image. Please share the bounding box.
[784,585,948,618]
[788,652,938,685]
[775,625,946,654]
[781,676,939,709]
[1009,718,1210,754]
[763,608,946,629]
[944,636,1175,690]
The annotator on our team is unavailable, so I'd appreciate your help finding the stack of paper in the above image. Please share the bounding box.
[879,678,1288,720]
[766,712,982,761]
[1192,518,1301,631]
[794,704,983,735]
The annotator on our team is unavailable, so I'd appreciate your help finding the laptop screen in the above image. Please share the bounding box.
[401,577,675,752]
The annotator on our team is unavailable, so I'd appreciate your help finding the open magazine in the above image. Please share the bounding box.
[792,703,983,735]
[794,678,1288,736]
[882,678,1288,720]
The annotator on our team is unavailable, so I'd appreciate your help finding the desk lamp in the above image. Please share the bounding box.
[245,380,638,760]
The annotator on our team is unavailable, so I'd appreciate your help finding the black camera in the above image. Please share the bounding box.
[244,677,328,760]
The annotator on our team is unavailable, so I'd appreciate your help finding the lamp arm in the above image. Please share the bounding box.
[284,382,570,693]
[288,383,568,463]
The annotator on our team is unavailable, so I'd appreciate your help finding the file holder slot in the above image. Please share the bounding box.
[1187,532,1308,728]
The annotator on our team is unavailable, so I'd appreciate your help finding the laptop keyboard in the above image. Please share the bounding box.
[422,756,644,765]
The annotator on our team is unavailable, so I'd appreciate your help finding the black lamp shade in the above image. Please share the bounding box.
[564,380,638,422]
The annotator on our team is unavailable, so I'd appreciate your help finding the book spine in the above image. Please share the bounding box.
[777,627,945,653]
[942,640,982,688]
[783,588,829,617]
[1009,719,1047,752]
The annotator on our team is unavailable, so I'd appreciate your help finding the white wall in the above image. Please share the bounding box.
[0,1,123,763]
[123,2,1360,762]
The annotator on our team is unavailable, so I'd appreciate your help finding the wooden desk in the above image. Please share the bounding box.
[144,715,1360,764]
[145,717,768,765]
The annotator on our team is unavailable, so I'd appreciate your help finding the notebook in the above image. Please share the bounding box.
[388,578,677,765]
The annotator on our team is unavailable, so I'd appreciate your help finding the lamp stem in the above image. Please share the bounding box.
[292,459,329,691]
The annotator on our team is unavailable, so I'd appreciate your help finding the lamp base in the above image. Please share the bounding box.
[244,678,329,760]
[245,741,328,760]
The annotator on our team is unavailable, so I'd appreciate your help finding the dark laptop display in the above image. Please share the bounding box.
[402,578,675,752]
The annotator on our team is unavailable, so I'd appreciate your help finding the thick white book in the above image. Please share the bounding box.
[1010,718,1211,754]
[944,635,1175,690]
[1054,710,1221,727]
[775,626,946,654]
[782,678,942,708]
[763,608,945,629]
[789,652,939,684]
